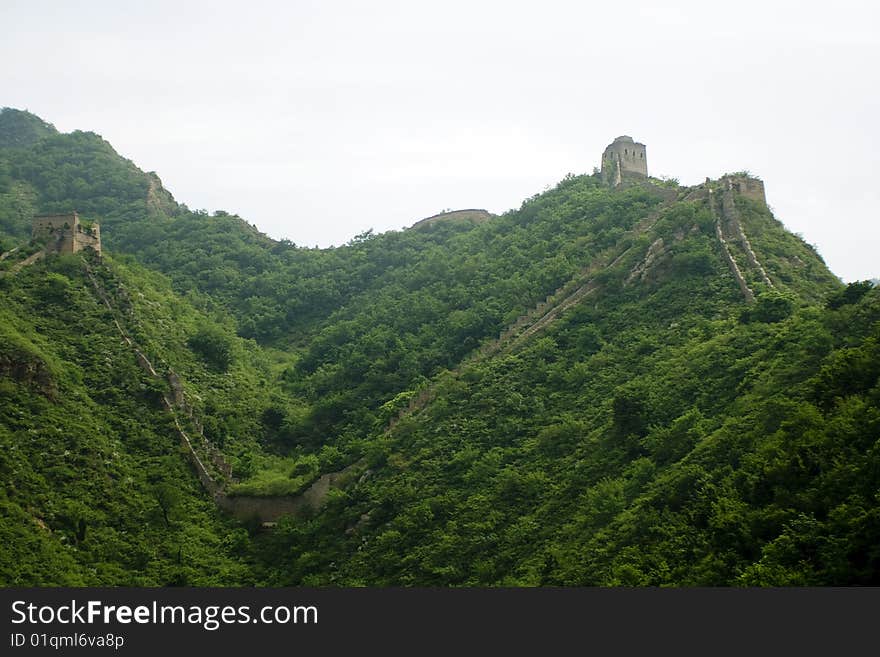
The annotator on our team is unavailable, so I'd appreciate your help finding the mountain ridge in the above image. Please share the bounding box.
[1,110,877,586]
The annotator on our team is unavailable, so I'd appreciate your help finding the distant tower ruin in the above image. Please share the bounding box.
[722,174,766,205]
[601,136,647,185]
[32,212,101,255]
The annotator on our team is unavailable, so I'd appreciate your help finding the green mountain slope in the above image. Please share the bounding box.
[1,108,877,586]
[0,108,57,149]
[261,257,876,585]
[0,253,263,584]
[242,176,875,586]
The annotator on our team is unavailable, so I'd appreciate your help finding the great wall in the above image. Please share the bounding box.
[384,181,680,435]
[1,212,102,276]
[707,175,774,303]
[411,208,494,230]
[78,257,347,523]
[1,137,780,526]
[382,169,776,439]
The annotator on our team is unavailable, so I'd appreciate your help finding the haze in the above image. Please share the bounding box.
[3,0,877,281]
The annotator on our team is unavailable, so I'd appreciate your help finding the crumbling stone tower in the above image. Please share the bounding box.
[32,212,101,255]
[601,135,647,185]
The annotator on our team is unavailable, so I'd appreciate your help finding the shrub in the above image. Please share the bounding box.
[187,326,233,371]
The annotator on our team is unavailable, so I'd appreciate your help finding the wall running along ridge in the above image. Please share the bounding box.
[707,175,774,303]
[385,185,679,433]
[80,258,351,523]
[68,173,772,525]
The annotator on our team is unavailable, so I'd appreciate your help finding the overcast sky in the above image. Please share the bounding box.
[3,0,877,281]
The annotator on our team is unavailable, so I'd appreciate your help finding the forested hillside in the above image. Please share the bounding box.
[259,258,878,585]
[1,108,877,586]
[0,252,260,584]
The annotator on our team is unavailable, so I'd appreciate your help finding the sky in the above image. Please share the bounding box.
[3,0,878,281]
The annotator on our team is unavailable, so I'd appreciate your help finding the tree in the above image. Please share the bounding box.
[826,280,874,309]
[187,326,233,371]
[743,289,795,323]
[151,483,181,528]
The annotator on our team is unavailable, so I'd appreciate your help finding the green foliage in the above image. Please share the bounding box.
[229,453,318,497]
[741,289,796,323]
[37,272,72,305]
[151,482,182,527]
[257,258,870,586]
[187,326,233,372]
[2,108,873,588]
[0,108,57,149]
[826,280,874,309]
[733,196,839,302]
[611,392,648,441]
[0,257,258,584]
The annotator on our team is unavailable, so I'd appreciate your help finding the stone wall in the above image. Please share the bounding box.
[32,213,101,255]
[723,175,766,204]
[81,255,369,526]
[411,209,493,230]
[72,222,101,253]
[601,136,648,180]
[707,174,775,302]
[216,467,359,523]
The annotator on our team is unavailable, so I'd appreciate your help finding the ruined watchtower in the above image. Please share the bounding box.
[32,212,101,255]
[601,136,647,186]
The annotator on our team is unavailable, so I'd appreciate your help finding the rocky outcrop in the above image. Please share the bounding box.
[0,351,57,399]
[146,172,178,219]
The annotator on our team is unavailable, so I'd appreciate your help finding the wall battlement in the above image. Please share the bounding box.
[32,212,101,255]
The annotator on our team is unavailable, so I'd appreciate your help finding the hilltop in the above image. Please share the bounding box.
[0,109,877,586]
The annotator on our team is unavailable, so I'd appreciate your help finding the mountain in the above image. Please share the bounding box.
[0,109,877,586]
[0,108,57,149]
[0,244,278,583]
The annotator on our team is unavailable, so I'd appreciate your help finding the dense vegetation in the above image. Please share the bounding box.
[1,108,877,586]
[258,268,877,586]
[0,253,258,584]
